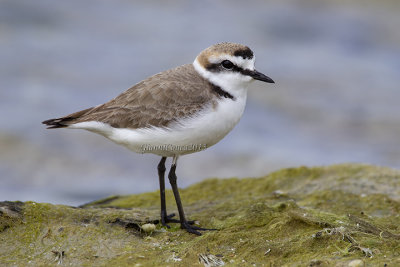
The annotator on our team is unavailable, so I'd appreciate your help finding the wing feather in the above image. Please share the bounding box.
[43,64,216,129]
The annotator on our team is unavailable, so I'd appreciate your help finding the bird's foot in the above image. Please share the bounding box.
[161,213,179,228]
[180,221,217,236]
[160,213,195,228]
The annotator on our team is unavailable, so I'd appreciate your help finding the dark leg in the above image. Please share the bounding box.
[167,157,215,235]
[158,157,179,228]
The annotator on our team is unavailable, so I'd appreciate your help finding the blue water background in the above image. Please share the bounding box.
[1,0,399,205]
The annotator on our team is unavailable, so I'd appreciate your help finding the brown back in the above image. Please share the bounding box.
[61,64,220,129]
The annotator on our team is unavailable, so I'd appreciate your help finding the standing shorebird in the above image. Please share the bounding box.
[42,42,274,235]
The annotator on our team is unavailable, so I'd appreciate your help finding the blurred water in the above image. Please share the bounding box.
[1,0,399,205]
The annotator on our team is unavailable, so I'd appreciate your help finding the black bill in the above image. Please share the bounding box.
[242,69,275,83]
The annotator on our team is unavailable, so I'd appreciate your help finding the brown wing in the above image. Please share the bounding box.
[43,64,216,129]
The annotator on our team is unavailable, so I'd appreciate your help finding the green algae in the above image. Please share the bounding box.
[1,164,399,266]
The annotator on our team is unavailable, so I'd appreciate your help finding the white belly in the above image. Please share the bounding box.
[70,94,247,157]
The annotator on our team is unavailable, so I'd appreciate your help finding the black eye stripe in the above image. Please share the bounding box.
[205,62,245,73]
[231,64,245,73]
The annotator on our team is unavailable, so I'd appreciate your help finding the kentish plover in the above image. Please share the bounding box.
[42,42,274,235]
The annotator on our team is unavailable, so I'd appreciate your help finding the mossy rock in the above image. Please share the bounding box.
[1,164,399,266]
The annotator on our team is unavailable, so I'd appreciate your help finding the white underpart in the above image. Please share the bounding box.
[69,96,246,157]
[69,56,253,157]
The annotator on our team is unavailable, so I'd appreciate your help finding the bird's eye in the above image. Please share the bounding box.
[221,60,234,69]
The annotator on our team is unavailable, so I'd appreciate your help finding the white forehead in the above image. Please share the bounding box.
[208,54,255,71]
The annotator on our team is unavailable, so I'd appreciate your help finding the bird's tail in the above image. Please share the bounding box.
[42,107,94,129]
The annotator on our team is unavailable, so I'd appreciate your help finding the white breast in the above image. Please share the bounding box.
[69,93,247,157]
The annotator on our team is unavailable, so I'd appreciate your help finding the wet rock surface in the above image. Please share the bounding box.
[1,164,399,266]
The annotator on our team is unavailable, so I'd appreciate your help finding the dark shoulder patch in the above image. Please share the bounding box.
[234,47,254,59]
[210,83,234,100]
